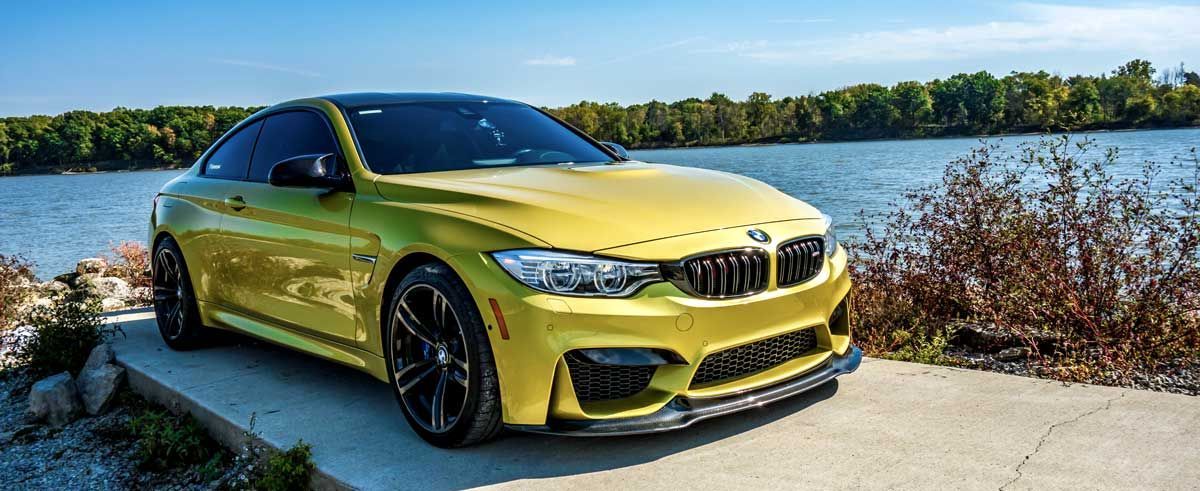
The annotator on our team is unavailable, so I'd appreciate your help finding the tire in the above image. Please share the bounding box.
[384,263,503,447]
[152,236,208,350]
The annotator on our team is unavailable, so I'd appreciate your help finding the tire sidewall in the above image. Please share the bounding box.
[153,236,203,349]
[384,264,494,447]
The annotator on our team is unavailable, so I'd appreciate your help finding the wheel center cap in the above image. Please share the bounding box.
[435,346,450,367]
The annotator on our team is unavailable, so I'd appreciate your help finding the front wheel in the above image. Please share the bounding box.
[384,263,503,447]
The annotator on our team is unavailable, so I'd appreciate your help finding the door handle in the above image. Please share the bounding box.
[224,195,246,211]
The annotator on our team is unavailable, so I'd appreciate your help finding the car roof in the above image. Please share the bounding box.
[317,92,520,110]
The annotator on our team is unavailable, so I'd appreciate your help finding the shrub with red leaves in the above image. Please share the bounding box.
[105,241,151,305]
[0,254,37,328]
[850,137,1200,380]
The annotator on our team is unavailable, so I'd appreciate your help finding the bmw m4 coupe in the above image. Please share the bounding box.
[149,92,861,447]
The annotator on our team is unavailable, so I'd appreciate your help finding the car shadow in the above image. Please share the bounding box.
[455,380,841,489]
[173,327,842,489]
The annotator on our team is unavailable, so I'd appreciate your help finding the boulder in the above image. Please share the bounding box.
[28,372,81,427]
[76,258,108,276]
[100,298,126,311]
[77,364,125,415]
[948,321,1017,350]
[53,271,79,285]
[91,277,131,300]
[0,325,35,365]
[40,280,70,294]
[83,343,115,371]
[129,287,152,305]
[70,273,98,290]
[996,347,1032,362]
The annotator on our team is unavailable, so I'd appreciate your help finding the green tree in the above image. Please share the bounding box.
[1062,78,1102,127]
[1160,85,1200,124]
[890,81,931,134]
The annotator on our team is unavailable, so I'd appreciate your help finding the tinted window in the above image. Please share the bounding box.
[204,120,262,179]
[247,111,338,182]
[346,102,612,174]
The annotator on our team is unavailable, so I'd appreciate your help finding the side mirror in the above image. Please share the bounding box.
[268,153,348,190]
[601,142,630,160]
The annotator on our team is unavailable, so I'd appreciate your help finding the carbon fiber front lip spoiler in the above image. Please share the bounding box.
[508,346,863,436]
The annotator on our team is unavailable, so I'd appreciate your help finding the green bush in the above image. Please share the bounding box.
[12,292,115,375]
[253,440,314,491]
[129,408,224,472]
[880,328,957,366]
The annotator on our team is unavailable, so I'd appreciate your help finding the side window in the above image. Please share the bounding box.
[247,111,338,182]
[203,120,262,179]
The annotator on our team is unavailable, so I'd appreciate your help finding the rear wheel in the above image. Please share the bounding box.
[385,263,503,447]
[152,237,207,350]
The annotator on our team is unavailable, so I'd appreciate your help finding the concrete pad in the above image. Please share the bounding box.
[104,312,1200,490]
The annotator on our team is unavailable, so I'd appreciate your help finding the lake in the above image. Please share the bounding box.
[2,128,1197,279]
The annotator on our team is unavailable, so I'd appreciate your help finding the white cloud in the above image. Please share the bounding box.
[524,56,577,67]
[713,3,1200,64]
[210,59,322,77]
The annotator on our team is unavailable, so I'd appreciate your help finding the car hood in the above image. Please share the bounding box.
[372,161,822,253]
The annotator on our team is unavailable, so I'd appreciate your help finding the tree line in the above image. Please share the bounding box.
[0,105,263,174]
[548,60,1200,148]
[2,59,1199,174]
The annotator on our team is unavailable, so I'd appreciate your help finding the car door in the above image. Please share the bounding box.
[214,110,358,344]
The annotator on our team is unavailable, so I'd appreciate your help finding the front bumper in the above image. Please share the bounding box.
[446,218,853,426]
[509,346,861,436]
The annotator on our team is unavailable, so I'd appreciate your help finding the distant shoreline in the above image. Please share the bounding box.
[1,162,187,178]
[631,125,1200,152]
[3,125,1197,177]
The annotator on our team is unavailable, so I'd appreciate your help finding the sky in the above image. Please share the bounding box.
[2,0,1199,116]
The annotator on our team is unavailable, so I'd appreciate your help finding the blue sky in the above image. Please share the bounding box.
[2,0,1198,116]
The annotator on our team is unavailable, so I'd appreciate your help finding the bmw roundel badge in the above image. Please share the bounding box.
[747,228,770,243]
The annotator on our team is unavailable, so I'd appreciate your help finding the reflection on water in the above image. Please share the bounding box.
[2,128,1198,279]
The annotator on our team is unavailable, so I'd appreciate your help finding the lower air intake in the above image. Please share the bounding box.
[565,352,656,402]
[691,328,819,387]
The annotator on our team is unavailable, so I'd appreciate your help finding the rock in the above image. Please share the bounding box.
[77,364,125,415]
[76,258,108,276]
[70,273,98,290]
[100,298,126,311]
[53,271,79,285]
[996,347,1031,362]
[948,321,1017,350]
[130,286,152,303]
[28,372,81,427]
[82,343,115,371]
[40,280,70,294]
[1,324,36,363]
[91,277,130,300]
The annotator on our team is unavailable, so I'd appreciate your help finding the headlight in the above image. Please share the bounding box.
[822,213,838,257]
[491,249,663,297]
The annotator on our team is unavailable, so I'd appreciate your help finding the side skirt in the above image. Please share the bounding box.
[198,300,390,383]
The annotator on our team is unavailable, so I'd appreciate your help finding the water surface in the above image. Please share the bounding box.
[2,128,1196,279]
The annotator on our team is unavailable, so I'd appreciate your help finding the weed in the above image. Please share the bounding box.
[129,407,225,472]
[254,440,315,491]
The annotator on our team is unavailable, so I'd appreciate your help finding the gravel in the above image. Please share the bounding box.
[0,368,251,490]
[946,348,1200,396]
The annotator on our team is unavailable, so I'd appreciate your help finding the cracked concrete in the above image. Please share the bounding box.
[999,391,1127,490]
[105,311,1200,490]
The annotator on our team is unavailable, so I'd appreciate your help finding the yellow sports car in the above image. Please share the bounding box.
[149,92,859,447]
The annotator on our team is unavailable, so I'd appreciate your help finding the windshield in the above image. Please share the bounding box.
[346,101,613,174]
